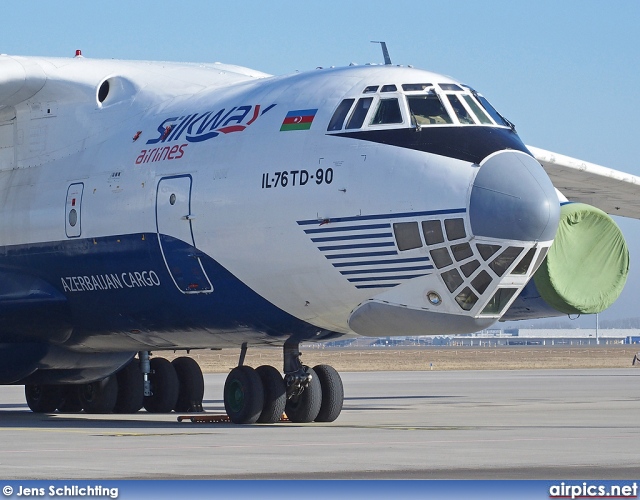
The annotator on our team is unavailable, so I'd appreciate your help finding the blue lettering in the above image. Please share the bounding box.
[221,105,251,127]
[147,117,179,145]
[148,103,276,146]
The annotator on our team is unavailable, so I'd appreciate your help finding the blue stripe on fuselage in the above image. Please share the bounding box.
[0,234,340,349]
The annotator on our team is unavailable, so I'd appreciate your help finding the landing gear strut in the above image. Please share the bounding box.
[222,339,344,425]
[283,340,321,423]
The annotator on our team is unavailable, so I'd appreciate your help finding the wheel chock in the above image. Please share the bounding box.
[177,413,289,423]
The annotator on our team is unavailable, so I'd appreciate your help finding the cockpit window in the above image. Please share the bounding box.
[475,94,510,127]
[327,98,355,131]
[462,95,492,124]
[345,97,373,129]
[439,83,463,91]
[371,98,403,125]
[407,94,453,125]
[381,84,397,92]
[363,85,378,94]
[402,83,431,91]
[447,95,474,125]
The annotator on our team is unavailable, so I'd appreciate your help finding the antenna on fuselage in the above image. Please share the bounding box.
[371,41,392,65]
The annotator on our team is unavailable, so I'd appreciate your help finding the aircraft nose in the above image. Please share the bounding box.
[469,150,560,242]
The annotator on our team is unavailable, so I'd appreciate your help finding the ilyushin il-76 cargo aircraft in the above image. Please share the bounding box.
[0,44,635,424]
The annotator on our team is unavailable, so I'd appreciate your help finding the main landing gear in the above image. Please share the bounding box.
[223,340,344,424]
[24,351,204,415]
[24,342,344,425]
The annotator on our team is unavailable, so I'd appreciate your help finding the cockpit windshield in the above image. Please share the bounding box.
[407,94,453,125]
[326,81,512,132]
[473,93,510,127]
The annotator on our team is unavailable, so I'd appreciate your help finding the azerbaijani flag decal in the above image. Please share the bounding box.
[280,109,318,131]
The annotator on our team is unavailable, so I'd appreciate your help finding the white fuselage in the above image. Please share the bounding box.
[0,55,559,353]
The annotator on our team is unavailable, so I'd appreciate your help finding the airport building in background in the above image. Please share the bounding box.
[312,329,640,349]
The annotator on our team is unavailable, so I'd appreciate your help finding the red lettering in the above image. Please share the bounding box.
[159,146,171,161]
[136,150,146,164]
[168,145,179,159]
[135,143,187,165]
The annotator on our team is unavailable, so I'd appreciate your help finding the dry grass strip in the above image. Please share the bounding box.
[160,346,640,373]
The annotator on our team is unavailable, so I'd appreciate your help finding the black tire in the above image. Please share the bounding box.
[114,360,144,414]
[255,365,286,424]
[224,366,264,424]
[57,385,83,413]
[25,384,61,413]
[285,366,322,423]
[172,357,205,412]
[78,376,118,414]
[143,357,179,413]
[313,364,344,422]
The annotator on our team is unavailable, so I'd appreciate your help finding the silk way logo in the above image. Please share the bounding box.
[147,104,277,145]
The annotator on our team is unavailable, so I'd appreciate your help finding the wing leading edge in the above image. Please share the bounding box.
[528,145,640,220]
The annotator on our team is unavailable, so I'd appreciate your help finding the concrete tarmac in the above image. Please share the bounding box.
[0,369,639,479]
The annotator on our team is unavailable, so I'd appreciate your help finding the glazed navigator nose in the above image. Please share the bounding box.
[469,150,560,242]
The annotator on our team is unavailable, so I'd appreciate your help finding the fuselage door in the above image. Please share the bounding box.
[156,175,213,294]
[65,183,84,238]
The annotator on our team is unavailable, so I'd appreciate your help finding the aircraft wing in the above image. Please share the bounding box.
[527,145,640,220]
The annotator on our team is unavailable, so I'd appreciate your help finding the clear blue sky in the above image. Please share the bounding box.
[3,0,640,327]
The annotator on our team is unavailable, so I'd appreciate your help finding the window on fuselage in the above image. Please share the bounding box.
[371,98,403,125]
[407,94,453,125]
[393,222,423,251]
[345,97,373,129]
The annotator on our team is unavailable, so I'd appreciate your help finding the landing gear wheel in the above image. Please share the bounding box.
[114,360,144,414]
[25,384,61,413]
[224,366,264,424]
[172,357,204,412]
[313,364,344,422]
[255,365,286,424]
[285,366,322,423]
[57,386,83,413]
[143,357,179,413]
[79,376,118,414]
